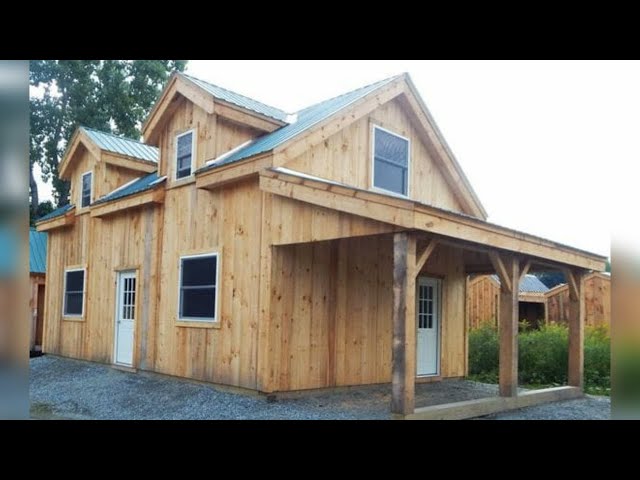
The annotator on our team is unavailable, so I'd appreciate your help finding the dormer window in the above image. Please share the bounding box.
[80,171,92,207]
[372,125,410,197]
[176,129,195,180]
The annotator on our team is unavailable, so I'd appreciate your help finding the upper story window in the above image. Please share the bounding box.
[372,126,410,196]
[63,268,85,317]
[80,171,93,207]
[175,129,195,180]
[178,253,219,322]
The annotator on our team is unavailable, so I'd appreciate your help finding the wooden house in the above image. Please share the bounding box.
[467,274,549,329]
[37,72,606,418]
[546,272,610,328]
[29,228,47,352]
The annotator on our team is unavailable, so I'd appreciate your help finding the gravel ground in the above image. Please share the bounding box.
[30,356,610,420]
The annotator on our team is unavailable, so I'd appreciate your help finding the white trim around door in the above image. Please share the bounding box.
[114,270,137,367]
[416,276,441,377]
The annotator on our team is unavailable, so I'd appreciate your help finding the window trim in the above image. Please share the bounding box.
[174,128,197,181]
[62,267,86,319]
[370,124,411,198]
[80,171,93,208]
[177,251,220,323]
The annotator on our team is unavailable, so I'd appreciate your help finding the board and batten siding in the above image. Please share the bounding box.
[546,273,611,327]
[283,97,466,215]
[156,97,261,183]
[263,233,468,393]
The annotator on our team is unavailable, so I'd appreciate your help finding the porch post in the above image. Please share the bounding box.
[566,269,585,389]
[490,253,520,397]
[391,232,416,415]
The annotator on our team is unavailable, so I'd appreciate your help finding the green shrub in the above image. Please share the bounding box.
[467,323,610,395]
[468,324,498,383]
[584,325,611,395]
[519,324,568,385]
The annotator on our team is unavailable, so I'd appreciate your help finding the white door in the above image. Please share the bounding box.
[417,277,440,376]
[114,271,136,366]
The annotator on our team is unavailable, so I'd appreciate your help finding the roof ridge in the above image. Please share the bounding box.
[81,126,157,149]
[179,72,289,118]
[296,74,402,114]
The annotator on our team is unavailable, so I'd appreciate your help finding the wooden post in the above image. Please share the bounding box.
[566,269,584,389]
[391,232,416,415]
[490,253,520,397]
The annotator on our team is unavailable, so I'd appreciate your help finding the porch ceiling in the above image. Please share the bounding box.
[259,168,606,272]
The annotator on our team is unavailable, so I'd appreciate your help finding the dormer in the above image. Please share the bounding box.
[141,72,288,185]
[58,127,158,213]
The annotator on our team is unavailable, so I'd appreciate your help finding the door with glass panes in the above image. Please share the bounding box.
[416,277,440,376]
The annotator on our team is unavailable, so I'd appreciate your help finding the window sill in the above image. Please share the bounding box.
[370,186,410,200]
[75,208,91,216]
[176,320,220,329]
[168,177,196,190]
[62,316,85,322]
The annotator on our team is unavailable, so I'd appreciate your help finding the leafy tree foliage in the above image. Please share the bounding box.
[30,60,187,208]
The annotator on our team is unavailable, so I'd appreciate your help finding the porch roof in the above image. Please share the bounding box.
[259,167,607,272]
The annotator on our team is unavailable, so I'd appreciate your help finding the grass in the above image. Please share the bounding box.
[468,323,610,396]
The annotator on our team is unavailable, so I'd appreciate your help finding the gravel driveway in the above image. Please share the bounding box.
[30,356,610,420]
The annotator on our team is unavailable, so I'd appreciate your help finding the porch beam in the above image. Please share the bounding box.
[520,259,532,282]
[565,268,585,389]
[489,252,512,293]
[498,254,520,397]
[391,232,417,415]
[416,239,438,273]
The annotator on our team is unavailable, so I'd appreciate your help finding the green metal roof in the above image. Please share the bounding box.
[36,203,74,222]
[180,73,288,122]
[198,74,399,173]
[81,127,159,162]
[30,228,47,273]
[94,171,164,205]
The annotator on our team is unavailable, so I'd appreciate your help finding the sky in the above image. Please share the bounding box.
[37,60,640,258]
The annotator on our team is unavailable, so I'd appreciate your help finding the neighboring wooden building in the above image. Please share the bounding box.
[467,274,549,329]
[546,272,611,327]
[37,72,606,418]
[29,228,47,352]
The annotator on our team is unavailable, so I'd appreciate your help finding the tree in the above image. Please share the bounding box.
[29,200,54,227]
[535,271,566,289]
[30,60,187,208]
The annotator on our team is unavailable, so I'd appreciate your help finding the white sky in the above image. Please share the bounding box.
[37,60,640,258]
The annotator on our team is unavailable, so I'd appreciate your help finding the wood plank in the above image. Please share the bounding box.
[259,172,605,271]
[416,239,438,273]
[36,210,76,231]
[489,252,512,293]
[101,152,157,174]
[214,101,283,132]
[520,259,532,282]
[567,270,585,389]
[499,255,519,397]
[196,154,273,191]
[90,188,165,218]
[391,232,416,415]
[273,79,405,164]
[404,386,583,420]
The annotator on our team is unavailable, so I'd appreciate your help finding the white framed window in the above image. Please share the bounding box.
[371,125,410,197]
[175,129,196,180]
[63,268,86,317]
[80,171,93,207]
[178,252,219,322]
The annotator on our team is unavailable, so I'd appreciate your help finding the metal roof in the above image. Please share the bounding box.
[180,73,288,123]
[93,171,164,205]
[491,274,550,294]
[36,203,74,222]
[198,75,400,173]
[82,127,159,162]
[30,228,47,274]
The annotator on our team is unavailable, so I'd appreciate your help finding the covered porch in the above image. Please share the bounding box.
[259,168,607,419]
